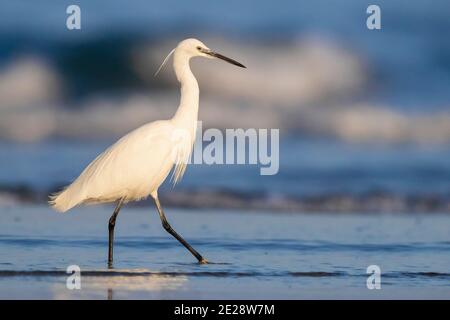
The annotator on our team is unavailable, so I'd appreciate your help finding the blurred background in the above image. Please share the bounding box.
[1,0,450,213]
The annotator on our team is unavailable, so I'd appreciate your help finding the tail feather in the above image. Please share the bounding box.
[48,186,81,213]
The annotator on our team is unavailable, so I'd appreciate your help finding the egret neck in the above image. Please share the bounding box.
[171,50,199,141]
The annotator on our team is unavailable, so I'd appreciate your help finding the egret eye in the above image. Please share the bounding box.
[196,46,202,51]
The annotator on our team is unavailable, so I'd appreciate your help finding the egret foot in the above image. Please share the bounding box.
[199,258,209,264]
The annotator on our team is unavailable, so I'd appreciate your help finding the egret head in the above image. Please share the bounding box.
[177,38,246,68]
[155,38,245,76]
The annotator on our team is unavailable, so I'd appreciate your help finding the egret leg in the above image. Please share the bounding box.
[153,197,208,264]
[108,198,125,268]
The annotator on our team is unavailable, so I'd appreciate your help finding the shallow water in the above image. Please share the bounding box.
[0,204,449,299]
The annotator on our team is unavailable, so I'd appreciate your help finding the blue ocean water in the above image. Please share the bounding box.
[0,0,449,110]
[1,139,450,199]
[0,205,449,299]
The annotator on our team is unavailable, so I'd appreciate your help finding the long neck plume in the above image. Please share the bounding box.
[171,50,199,130]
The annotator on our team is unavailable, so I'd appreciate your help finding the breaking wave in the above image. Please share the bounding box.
[0,37,449,144]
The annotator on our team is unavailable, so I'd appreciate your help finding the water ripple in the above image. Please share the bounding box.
[0,269,447,279]
[0,235,448,253]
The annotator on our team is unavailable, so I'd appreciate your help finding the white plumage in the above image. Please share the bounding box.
[49,120,179,211]
[48,38,245,265]
[50,39,206,212]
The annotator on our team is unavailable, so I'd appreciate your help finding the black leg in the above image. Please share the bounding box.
[108,198,125,268]
[153,197,208,264]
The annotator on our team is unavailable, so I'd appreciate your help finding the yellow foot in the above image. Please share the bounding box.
[199,258,209,264]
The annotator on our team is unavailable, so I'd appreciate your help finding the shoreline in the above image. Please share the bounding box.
[1,185,449,213]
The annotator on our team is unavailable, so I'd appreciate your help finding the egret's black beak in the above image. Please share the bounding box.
[206,50,246,68]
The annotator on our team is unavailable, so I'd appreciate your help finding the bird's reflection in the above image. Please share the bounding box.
[107,288,113,300]
[53,270,188,299]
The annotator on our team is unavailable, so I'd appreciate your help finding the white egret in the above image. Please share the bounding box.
[49,38,245,267]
